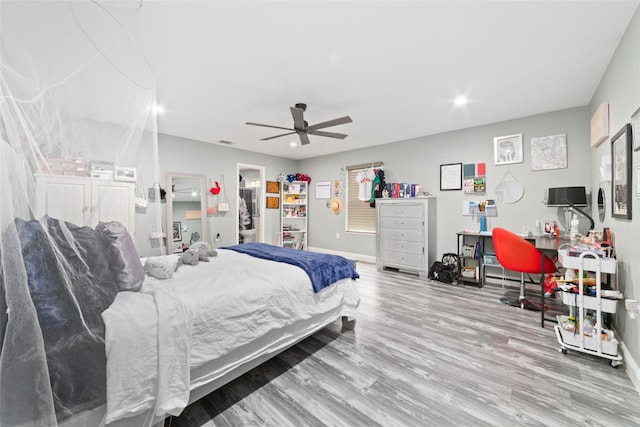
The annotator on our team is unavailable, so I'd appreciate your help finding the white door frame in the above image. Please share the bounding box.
[236,163,265,244]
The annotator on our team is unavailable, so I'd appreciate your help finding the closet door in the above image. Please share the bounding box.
[91,180,135,234]
[35,175,91,226]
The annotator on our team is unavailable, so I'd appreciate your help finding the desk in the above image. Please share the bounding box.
[457,231,570,327]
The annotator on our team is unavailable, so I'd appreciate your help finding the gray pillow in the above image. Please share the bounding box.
[96,221,144,291]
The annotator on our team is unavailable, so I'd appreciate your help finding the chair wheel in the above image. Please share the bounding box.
[559,348,568,354]
[610,360,622,368]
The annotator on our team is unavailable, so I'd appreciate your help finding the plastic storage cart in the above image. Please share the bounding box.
[554,250,622,367]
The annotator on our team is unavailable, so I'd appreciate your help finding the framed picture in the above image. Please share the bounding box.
[172,221,182,241]
[531,134,567,170]
[440,163,462,191]
[266,180,280,194]
[266,196,279,209]
[631,106,640,151]
[636,165,640,199]
[611,124,632,219]
[494,134,524,165]
[114,166,137,182]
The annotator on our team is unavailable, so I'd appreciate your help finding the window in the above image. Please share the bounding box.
[346,162,383,234]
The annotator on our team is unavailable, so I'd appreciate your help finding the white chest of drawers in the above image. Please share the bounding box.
[376,197,436,278]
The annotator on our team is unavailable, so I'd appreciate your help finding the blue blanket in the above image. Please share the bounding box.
[222,243,359,293]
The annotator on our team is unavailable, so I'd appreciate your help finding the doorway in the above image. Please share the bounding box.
[236,163,265,244]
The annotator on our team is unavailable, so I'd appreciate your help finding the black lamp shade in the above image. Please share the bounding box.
[547,186,588,207]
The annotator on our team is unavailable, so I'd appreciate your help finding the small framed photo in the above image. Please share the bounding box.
[494,134,524,165]
[172,221,182,242]
[440,163,462,191]
[631,106,640,151]
[114,166,137,182]
[266,196,279,209]
[266,180,280,194]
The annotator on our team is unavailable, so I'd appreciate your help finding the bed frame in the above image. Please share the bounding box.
[187,315,356,404]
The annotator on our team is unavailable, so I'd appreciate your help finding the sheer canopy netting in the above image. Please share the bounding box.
[1,1,164,426]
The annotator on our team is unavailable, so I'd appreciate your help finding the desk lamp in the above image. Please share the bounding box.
[546,186,592,235]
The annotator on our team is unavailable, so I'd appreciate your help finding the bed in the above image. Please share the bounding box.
[3,217,359,427]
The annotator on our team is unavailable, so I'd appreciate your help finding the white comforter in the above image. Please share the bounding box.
[101,249,359,424]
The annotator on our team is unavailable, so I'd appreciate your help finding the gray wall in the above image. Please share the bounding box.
[300,106,590,259]
[590,7,640,384]
[158,134,297,248]
[157,7,640,383]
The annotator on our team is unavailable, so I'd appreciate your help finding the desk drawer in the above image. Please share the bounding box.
[379,216,422,230]
[379,227,422,242]
[378,204,423,218]
[379,239,422,254]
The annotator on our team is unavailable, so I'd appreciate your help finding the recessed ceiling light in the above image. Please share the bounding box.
[289,141,297,147]
[153,104,165,114]
[453,96,468,106]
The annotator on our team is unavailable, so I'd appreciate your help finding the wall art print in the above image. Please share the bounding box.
[493,134,523,165]
[531,133,567,171]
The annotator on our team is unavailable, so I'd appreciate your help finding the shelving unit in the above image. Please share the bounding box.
[456,231,494,287]
[280,181,307,250]
[554,250,622,367]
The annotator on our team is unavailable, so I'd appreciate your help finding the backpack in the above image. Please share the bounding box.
[428,253,460,284]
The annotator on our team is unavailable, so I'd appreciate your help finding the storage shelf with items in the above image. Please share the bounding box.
[554,250,623,367]
[456,232,491,287]
[280,181,307,250]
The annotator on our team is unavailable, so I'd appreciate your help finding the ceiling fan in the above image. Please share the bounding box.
[246,103,352,145]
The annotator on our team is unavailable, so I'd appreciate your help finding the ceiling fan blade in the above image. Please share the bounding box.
[260,131,296,141]
[307,116,352,131]
[307,130,348,139]
[290,107,305,130]
[246,122,294,131]
[298,132,311,146]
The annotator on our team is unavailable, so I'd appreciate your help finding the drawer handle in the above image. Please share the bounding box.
[395,221,405,225]
[395,233,404,237]
[396,245,404,248]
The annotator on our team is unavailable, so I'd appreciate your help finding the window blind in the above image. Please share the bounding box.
[346,162,383,233]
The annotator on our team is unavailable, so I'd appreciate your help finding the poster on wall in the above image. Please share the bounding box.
[531,134,567,171]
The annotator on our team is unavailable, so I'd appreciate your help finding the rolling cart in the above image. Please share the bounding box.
[554,250,623,367]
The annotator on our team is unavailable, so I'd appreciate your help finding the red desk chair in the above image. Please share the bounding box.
[492,228,557,327]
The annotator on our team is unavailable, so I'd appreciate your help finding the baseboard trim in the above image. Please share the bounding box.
[620,341,640,396]
[307,247,376,264]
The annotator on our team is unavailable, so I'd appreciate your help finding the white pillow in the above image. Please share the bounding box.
[144,255,180,279]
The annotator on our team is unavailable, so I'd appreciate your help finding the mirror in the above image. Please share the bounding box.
[166,173,208,254]
[598,187,606,222]
[237,163,265,244]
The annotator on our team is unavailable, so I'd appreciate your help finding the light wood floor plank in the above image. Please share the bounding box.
[167,262,640,427]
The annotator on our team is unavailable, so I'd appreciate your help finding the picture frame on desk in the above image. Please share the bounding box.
[611,123,632,219]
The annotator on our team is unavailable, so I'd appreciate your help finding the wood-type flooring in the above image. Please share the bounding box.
[166,262,640,427]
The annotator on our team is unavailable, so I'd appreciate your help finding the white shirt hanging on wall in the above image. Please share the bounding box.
[356,168,376,201]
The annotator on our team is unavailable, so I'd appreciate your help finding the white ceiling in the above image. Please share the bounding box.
[138,1,639,160]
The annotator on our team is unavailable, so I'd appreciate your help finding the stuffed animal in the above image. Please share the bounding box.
[190,241,218,257]
[178,248,200,267]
